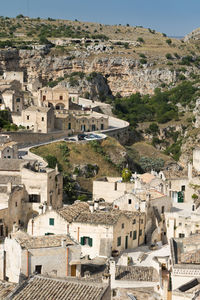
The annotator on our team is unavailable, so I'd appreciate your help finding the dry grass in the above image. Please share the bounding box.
[130,141,173,164]
[31,138,121,191]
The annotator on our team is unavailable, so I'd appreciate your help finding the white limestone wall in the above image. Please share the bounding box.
[27,210,68,236]
[172,274,196,290]
[70,222,113,259]
[4,238,22,283]
[193,149,200,172]
[93,180,135,203]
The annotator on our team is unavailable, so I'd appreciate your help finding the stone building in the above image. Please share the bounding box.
[0,159,62,236]
[0,88,24,113]
[38,86,70,110]
[170,235,200,290]
[20,106,55,133]
[55,110,109,133]
[113,189,171,244]
[27,201,146,259]
[165,202,200,241]
[0,135,18,159]
[0,230,81,283]
[3,71,24,85]
[159,149,200,204]
[93,177,135,203]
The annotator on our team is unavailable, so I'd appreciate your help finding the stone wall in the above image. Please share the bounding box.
[7,130,67,147]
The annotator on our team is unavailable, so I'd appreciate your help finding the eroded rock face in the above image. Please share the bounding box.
[0,48,177,96]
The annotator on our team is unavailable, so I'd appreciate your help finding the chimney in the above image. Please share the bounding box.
[88,201,94,213]
[39,205,43,215]
[146,193,151,201]
[13,222,19,233]
[102,273,110,284]
[140,201,146,213]
[43,202,47,213]
[61,238,67,247]
[94,200,99,211]
[7,182,12,194]
[109,259,116,289]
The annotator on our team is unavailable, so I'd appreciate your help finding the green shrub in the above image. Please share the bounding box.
[166,39,172,45]
[137,37,145,43]
[140,58,147,64]
[166,53,173,59]
[139,157,164,172]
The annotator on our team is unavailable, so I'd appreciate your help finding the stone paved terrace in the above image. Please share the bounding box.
[11,230,75,249]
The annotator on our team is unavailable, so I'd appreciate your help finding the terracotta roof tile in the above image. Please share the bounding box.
[8,275,109,300]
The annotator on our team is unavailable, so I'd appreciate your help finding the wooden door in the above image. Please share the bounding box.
[71,265,76,277]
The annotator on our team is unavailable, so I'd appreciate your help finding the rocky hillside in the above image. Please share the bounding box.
[31,137,171,201]
[1,16,200,166]
[0,17,200,96]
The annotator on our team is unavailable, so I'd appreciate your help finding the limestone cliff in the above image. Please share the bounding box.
[0,49,178,96]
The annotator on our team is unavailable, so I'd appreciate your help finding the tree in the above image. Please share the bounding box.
[16,14,24,19]
[137,37,144,43]
[122,168,132,182]
[166,39,172,45]
[166,53,173,59]
[45,155,58,169]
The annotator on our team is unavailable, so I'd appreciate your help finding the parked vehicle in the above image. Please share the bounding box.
[78,133,87,141]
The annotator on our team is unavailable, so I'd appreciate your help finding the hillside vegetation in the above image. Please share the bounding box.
[31,137,172,201]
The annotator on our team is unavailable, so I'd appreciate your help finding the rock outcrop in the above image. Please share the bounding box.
[0,48,178,96]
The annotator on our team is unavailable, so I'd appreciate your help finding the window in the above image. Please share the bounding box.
[35,265,42,274]
[117,236,121,246]
[179,233,185,238]
[161,206,165,214]
[139,229,142,236]
[130,231,132,238]
[16,98,20,102]
[114,182,117,191]
[60,95,63,100]
[7,149,9,153]
[45,233,54,235]
[29,194,40,203]
[101,124,104,130]
[43,95,46,101]
[80,236,93,247]
[68,123,71,130]
[133,230,137,240]
[15,202,17,207]
[128,199,132,204]
[132,219,136,225]
[181,185,185,192]
[27,115,29,120]
[27,126,29,129]
[49,218,54,226]
[42,117,44,121]
[179,222,182,226]
[122,223,124,229]
[0,99,2,104]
